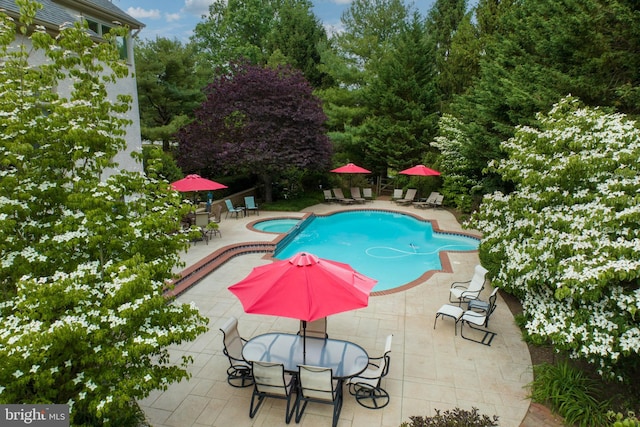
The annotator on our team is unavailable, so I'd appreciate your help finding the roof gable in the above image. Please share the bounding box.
[0,0,144,31]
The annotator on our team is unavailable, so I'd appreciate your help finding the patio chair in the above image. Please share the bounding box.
[323,189,336,203]
[413,191,439,209]
[219,316,253,387]
[390,188,404,202]
[332,188,355,204]
[249,361,297,423]
[449,265,489,305]
[224,199,244,219]
[460,287,499,346]
[299,317,328,339]
[296,365,343,427]
[208,204,222,222]
[244,196,259,216]
[362,188,374,202]
[349,187,366,203]
[395,188,417,205]
[346,334,393,409]
[194,211,209,227]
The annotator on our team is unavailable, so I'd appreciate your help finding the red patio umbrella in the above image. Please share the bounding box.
[398,164,440,176]
[171,174,228,192]
[399,165,440,199]
[228,252,377,357]
[330,163,371,174]
[331,163,371,188]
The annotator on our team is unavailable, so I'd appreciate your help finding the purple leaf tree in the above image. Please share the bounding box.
[177,61,332,202]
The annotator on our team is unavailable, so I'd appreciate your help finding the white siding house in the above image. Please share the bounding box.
[0,0,145,176]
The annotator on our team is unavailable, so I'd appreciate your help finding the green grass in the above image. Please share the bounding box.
[261,193,324,211]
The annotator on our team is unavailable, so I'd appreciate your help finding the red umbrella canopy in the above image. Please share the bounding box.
[399,165,441,176]
[330,163,371,174]
[228,252,377,322]
[171,174,228,192]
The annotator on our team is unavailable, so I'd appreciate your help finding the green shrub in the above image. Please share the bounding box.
[608,411,640,427]
[400,407,499,427]
[529,361,610,427]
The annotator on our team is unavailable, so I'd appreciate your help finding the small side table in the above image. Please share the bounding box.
[468,299,490,312]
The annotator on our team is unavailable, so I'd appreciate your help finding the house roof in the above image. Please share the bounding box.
[0,0,144,32]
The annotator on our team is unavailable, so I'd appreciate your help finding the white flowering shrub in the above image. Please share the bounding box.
[0,2,208,424]
[470,96,640,381]
[431,114,482,212]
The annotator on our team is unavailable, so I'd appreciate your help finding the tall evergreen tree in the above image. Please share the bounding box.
[135,38,206,151]
[448,0,640,195]
[360,14,439,174]
[318,0,412,167]
[425,0,468,107]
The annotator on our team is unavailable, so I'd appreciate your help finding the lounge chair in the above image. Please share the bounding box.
[244,196,259,216]
[460,287,499,345]
[224,199,244,219]
[413,191,439,209]
[449,265,489,305]
[395,188,417,205]
[332,188,355,204]
[296,365,343,427]
[429,194,444,208]
[220,317,253,387]
[346,334,393,409]
[362,188,374,202]
[349,187,366,203]
[249,361,297,423]
[390,189,404,203]
[434,287,500,343]
[323,189,336,203]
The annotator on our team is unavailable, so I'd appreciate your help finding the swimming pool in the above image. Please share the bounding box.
[253,218,301,233]
[274,210,479,292]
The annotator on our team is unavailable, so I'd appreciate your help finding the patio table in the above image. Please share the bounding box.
[242,332,369,379]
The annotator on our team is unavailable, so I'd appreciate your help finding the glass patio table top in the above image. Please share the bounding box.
[242,332,369,379]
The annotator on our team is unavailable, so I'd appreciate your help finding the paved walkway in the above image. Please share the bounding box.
[139,200,533,427]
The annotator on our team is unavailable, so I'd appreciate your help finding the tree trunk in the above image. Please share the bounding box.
[261,173,273,203]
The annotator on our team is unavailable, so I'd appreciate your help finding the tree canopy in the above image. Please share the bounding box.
[135,37,206,151]
[0,2,207,423]
[470,97,640,379]
[191,0,331,88]
[176,61,332,202]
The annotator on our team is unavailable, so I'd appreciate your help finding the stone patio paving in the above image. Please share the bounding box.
[138,200,533,427]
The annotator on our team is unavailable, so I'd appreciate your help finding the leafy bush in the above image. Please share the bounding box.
[608,411,640,427]
[529,361,609,427]
[400,407,499,427]
[469,96,640,380]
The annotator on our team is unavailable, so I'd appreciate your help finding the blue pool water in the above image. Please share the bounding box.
[253,218,301,233]
[274,210,479,292]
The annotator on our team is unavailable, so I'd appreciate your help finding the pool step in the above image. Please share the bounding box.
[164,242,276,298]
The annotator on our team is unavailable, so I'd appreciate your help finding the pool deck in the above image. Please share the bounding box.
[139,200,534,427]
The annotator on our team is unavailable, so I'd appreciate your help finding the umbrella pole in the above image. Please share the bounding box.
[302,320,307,363]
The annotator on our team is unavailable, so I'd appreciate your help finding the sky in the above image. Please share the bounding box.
[112,0,437,42]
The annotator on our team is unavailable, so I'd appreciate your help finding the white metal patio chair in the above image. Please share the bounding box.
[219,316,253,387]
[249,361,297,423]
[346,334,393,409]
[296,365,343,427]
[449,265,489,305]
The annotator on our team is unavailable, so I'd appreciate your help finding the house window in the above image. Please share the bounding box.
[84,18,130,62]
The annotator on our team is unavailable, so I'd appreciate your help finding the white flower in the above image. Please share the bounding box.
[13,370,23,378]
